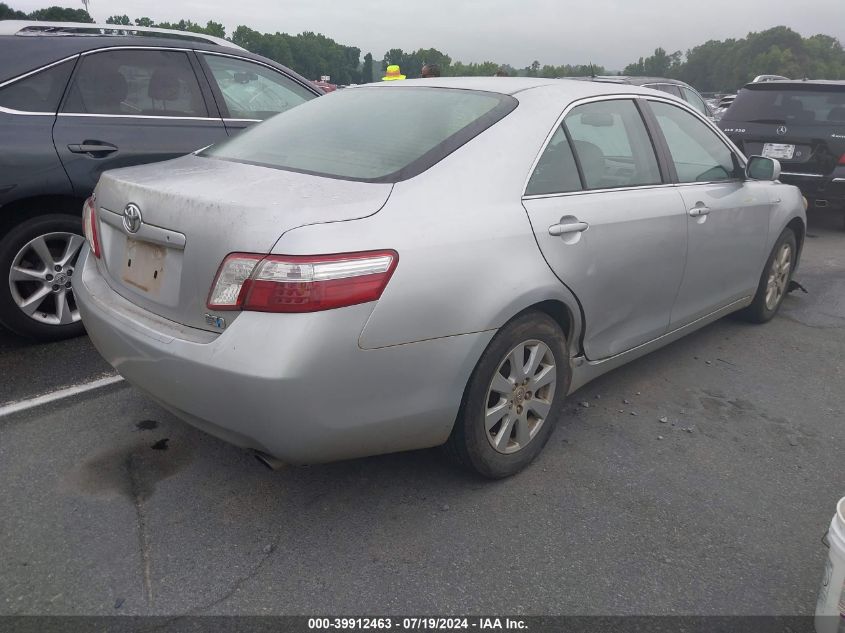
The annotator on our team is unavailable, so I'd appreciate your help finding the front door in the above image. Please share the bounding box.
[522,98,688,360]
[53,48,228,197]
[646,99,771,326]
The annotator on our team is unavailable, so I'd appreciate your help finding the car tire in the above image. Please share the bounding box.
[0,214,86,341]
[444,311,570,479]
[738,227,797,324]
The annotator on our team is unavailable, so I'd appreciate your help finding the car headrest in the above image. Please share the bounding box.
[78,69,128,112]
[827,106,845,122]
[148,68,181,101]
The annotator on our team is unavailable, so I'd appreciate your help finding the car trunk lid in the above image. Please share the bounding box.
[93,154,393,332]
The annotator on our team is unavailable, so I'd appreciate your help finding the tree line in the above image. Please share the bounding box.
[624,26,845,92]
[2,4,844,91]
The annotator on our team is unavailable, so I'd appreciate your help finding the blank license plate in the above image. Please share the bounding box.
[762,143,795,160]
[122,238,165,294]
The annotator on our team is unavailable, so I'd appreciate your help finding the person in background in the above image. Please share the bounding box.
[421,63,441,78]
[382,64,406,81]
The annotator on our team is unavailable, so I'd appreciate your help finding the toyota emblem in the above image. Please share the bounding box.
[776,125,788,136]
[122,203,142,234]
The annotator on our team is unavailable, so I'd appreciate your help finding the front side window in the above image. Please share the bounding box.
[63,50,207,117]
[202,54,315,120]
[0,60,75,113]
[202,87,516,182]
[681,86,710,116]
[650,100,737,183]
[564,99,662,190]
[525,126,583,196]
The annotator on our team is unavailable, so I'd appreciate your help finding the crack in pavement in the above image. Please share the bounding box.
[126,452,154,608]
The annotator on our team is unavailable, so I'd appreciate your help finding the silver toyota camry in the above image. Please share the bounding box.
[75,78,806,478]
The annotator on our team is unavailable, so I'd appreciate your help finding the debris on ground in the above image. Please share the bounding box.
[657,436,664,441]
[579,401,591,408]
[658,417,668,424]
[630,411,638,416]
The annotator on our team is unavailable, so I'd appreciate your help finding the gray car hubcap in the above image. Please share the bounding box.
[765,242,792,311]
[485,339,557,454]
[9,232,84,326]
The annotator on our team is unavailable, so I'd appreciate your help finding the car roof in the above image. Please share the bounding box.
[354,76,683,100]
[0,30,314,88]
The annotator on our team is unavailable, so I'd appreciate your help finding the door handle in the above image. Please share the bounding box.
[688,206,711,217]
[67,142,118,156]
[549,220,589,236]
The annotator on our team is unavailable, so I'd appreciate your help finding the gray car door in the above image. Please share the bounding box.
[522,97,688,360]
[52,48,228,197]
[645,99,771,326]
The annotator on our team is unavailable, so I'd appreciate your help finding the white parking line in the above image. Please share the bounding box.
[0,374,125,418]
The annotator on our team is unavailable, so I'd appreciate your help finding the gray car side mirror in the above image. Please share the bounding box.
[746,155,781,181]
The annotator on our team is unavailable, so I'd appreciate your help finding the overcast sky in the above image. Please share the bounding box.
[11,0,845,68]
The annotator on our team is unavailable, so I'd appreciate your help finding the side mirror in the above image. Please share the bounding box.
[746,155,781,181]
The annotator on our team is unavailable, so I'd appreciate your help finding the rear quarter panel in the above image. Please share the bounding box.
[272,88,585,351]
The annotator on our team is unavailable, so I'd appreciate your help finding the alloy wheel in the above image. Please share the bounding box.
[764,242,792,311]
[484,339,557,454]
[8,232,85,326]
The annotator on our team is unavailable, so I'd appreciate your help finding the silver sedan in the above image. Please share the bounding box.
[75,78,806,478]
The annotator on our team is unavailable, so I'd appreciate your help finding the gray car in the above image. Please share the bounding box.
[74,78,806,478]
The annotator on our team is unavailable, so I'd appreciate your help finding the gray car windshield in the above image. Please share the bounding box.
[201,86,517,182]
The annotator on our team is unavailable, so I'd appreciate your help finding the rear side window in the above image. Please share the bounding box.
[650,100,737,183]
[648,83,682,98]
[526,126,582,196]
[723,87,845,124]
[564,99,662,190]
[63,50,208,117]
[202,54,314,120]
[202,87,516,182]
[0,60,75,113]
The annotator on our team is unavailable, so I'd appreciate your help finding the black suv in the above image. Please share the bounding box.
[0,21,320,340]
[718,80,845,225]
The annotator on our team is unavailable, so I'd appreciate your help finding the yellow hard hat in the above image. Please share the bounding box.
[382,64,406,81]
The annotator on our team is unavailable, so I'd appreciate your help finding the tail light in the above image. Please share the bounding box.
[82,196,101,259]
[838,153,845,165]
[207,250,398,313]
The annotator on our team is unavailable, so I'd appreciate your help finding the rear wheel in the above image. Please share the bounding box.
[0,214,86,341]
[738,227,796,323]
[445,312,570,479]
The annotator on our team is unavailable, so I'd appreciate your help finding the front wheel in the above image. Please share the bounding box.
[0,214,86,341]
[444,312,570,479]
[738,227,797,323]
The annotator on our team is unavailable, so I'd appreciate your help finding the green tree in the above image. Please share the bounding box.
[106,15,131,25]
[361,52,374,83]
[134,17,155,27]
[28,6,93,22]
[0,2,27,19]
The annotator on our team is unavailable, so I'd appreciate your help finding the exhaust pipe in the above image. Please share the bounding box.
[253,450,287,471]
[815,199,829,208]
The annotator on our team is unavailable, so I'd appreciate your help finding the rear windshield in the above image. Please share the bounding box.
[201,86,517,182]
[722,86,845,125]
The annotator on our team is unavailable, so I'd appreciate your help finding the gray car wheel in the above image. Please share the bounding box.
[0,214,86,341]
[738,227,797,324]
[445,311,570,478]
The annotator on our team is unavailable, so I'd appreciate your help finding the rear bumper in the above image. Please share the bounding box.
[75,249,493,464]
[779,172,845,205]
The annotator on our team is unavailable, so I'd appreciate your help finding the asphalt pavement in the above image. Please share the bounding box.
[0,210,843,617]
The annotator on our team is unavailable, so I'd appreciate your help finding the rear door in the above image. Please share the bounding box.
[196,52,317,135]
[53,47,228,197]
[522,97,688,360]
[645,98,770,326]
